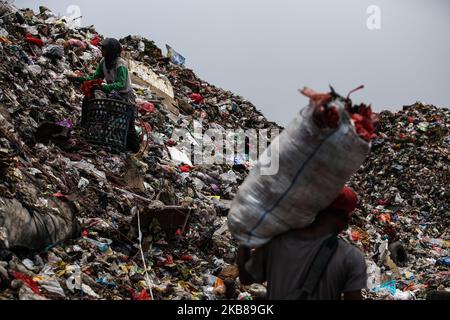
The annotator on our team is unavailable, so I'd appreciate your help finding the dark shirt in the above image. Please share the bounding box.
[245,231,367,300]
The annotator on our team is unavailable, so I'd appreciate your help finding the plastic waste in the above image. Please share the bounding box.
[78,177,90,190]
[43,44,64,61]
[38,278,66,298]
[26,65,42,76]
[90,35,101,46]
[393,289,415,300]
[67,39,86,49]
[220,171,238,184]
[70,160,106,180]
[372,280,397,296]
[167,147,193,167]
[25,34,44,47]
[166,44,185,66]
[190,93,204,105]
[83,237,111,253]
[0,27,8,38]
[96,277,116,288]
[436,257,450,267]
[137,99,155,113]
[366,260,381,290]
[138,41,145,52]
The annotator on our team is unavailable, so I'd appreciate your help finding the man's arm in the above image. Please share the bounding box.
[237,246,256,285]
[342,247,367,300]
[344,290,363,300]
[69,64,104,83]
[101,66,128,93]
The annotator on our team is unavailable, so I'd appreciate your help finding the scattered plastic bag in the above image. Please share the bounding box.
[166,44,186,66]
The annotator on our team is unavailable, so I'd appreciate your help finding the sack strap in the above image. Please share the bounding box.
[294,234,339,300]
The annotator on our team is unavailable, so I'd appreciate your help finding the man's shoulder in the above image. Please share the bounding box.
[116,57,128,68]
[337,239,365,263]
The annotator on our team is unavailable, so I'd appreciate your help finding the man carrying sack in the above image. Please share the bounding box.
[237,187,367,300]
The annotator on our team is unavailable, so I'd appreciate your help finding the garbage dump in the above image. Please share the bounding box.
[346,103,449,300]
[0,3,448,300]
[0,3,278,300]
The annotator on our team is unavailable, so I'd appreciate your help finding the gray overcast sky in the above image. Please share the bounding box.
[13,0,450,125]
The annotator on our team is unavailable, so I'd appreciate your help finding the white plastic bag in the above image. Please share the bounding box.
[228,96,370,247]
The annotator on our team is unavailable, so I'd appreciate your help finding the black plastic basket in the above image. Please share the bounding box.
[81,98,134,153]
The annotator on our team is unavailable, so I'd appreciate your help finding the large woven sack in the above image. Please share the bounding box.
[228,96,370,247]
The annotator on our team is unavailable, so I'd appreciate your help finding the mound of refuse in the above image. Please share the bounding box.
[0,3,277,300]
[347,103,449,299]
[0,3,448,300]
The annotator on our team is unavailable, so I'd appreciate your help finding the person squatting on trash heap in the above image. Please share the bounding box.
[68,38,140,153]
[237,187,368,300]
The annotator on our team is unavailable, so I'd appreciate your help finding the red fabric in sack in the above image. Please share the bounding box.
[81,79,104,98]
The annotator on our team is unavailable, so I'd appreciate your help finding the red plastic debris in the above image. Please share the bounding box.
[137,101,155,114]
[165,255,174,266]
[351,105,377,142]
[221,110,230,119]
[179,165,191,173]
[190,93,204,104]
[142,122,152,133]
[181,255,193,261]
[382,225,397,239]
[12,271,41,295]
[128,288,151,300]
[24,34,44,47]
[67,38,87,49]
[378,213,391,223]
[74,70,85,77]
[300,87,332,108]
[90,35,101,46]
[301,87,339,129]
[51,192,66,198]
[351,230,362,242]
[352,106,378,142]
[86,218,102,227]
[175,228,183,236]
[135,289,151,300]
[166,139,177,147]
[81,79,103,98]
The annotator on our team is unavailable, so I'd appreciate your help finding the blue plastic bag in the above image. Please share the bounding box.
[166,44,185,66]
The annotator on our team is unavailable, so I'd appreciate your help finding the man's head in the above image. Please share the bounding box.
[99,38,122,70]
[313,187,358,233]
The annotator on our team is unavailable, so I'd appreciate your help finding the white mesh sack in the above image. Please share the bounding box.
[228,94,371,247]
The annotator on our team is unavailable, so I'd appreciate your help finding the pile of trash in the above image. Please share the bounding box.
[0,3,448,301]
[347,103,449,300]
[0,3,276,300]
